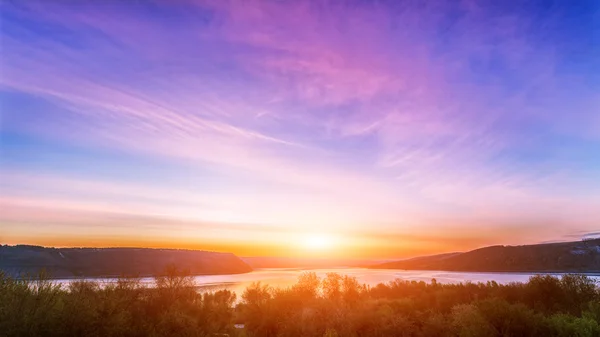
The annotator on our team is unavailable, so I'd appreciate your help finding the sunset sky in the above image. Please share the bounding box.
[1,0,599,259]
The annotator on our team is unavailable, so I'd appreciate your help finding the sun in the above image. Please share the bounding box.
[303,234,334,250]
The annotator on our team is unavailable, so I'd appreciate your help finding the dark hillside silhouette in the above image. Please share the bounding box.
[373,238,600,272]
[0,245,253,278]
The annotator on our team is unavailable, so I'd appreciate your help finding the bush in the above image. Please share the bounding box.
[0,270,598,337]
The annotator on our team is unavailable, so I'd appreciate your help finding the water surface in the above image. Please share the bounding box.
[53,268,600,296]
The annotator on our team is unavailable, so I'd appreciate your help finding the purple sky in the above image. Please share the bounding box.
[1,0,599,258]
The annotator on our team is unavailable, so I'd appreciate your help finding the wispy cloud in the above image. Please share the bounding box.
[1,0,599,256]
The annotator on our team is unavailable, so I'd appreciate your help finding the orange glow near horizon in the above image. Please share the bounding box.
[1,193,577,259]
[0,221,564,260]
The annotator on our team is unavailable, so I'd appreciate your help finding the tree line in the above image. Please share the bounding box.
[1,268,599,336]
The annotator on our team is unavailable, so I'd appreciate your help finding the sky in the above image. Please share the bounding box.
[1,0,599,259]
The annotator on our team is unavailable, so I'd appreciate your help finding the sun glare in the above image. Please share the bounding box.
[303,235,334,250]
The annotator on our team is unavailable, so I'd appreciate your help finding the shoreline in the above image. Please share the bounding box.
[16,267,600,281]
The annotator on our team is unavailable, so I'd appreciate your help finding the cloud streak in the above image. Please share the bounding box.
[1,0,599,257]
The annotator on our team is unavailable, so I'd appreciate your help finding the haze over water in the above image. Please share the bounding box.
[53,268,600,297]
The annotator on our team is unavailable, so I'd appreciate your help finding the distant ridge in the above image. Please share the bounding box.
[0,245,253,278]
[371,238,600,272]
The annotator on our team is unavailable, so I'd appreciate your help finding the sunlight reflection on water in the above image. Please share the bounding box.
[52,268,600,296]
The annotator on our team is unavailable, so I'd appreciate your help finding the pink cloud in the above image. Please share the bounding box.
[1,0,598,251]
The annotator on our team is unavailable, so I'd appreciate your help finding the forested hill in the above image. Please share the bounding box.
[372,238,600,272]
[0,245,253,278]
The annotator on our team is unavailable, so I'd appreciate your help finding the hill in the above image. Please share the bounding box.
[372,238,600,272]
[0,245,253,278]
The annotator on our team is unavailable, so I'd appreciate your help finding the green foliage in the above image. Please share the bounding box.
[0,271,599,337]
[548,314,600,337]
[0,269,236,337]
[451,304,495,337]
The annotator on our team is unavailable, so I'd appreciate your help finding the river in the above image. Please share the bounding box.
[52,268,600,296]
